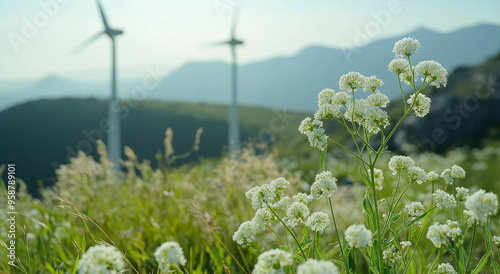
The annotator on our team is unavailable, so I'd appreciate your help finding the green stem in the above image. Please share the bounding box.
[266,203,307,259]
[465,221,477,272]
[329,197,349,272]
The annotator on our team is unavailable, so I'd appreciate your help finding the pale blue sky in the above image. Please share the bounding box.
[1,0,500,80]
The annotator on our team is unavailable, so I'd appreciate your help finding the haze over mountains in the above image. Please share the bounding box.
[1,24,500,113]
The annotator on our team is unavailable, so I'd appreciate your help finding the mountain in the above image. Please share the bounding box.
[390,51,500,152]
[2,24,500,112]
[0,99,307,195]
[148,24,500,111]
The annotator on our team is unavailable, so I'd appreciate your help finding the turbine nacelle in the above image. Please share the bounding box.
[105,28,124,38]
[228,38,244,46]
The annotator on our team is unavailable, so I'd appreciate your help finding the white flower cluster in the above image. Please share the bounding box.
[285,202,310,227]
[426,221,461,248]
[154,241,187,272]
[404,202,425,226]
[440,165,466,184]
[78,245,126,274]
[407,93,431,117]
[297,259,340,274]
[493,236,500,248]
[306,212,330,232]
[455,187,469,202]
[345,224,373,248]
[400,241,412,251]
[433,189,457,209]
[339,71,367,92]
[408,166,428,185]
[464,189,499,224]
[393,37,420,58]
[252,249,293,274]
[369,168,384,191]
[299,117,328,151]
[388,155,414,175]
[382,245,401,266]
[246,178,290,210]
[310,171,338,199]
[415,60,448,88]
[435,263,457,274]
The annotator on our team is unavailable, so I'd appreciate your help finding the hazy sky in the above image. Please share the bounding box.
[1,0,500,81]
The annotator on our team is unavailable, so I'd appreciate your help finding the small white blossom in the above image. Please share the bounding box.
[388,58,411,75]
[405,202,425,224]
[307,126,328,151]
[434,189,457,209]
[388,155,415,175]
[78,245,126,274]
[493,236,500,248]
[463,210,474,226]
[233,221,259,245]
[369,168,384,191]
[299,117,314,135]
[407,93,431,118]
[400,69,419,86]
[446,220,461,240]
[383,245,401,266]
[344,99,368,124]
[252,249,293,274]
[408,166,428,185]
[332,91,352,106]
[293,193,314,205]
[450,165,466,179]
[415,60,448,88]
[455,187,469,202]
[393,37,420,57]
[367,92,390,108]
[363,75,384,92]
[252,208,276,231]
[315,104,342,120]
[285,202,310,227]
[339,71,367,92]
[435,263,457,274]
[440,169,454,184]
[297,259,339,274]
[400,241,412,251]
[345,224,373,248]
[427,171,439,181]
[427,222,451,248]
[363,106,390,134]
[306,212,330,232]
[310,171,338,200]
[154,242,187,272]
[318,88,335,106]
[464,189,499,224]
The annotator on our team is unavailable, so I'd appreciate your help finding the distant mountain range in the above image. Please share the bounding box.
[2,24,500,112]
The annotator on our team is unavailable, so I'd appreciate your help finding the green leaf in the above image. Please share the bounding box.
[492,260,500,273]
[360,168,374,188]
[471,252,490,274]
[347,249,357,272]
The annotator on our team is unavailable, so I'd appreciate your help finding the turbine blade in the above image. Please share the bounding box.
[68,31,104,56]
[200,41,229,49]
[96,0,110,30]
[230,5,242,38]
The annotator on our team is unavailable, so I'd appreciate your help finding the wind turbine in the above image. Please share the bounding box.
[207,11,244,159]
[71,0,123,172]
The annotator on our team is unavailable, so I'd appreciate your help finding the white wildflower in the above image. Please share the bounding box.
[307,126,328,151]
[297,259,339,274]
[315,104,342,120]
[293,193,314,205]
[455,187,469,202]
[463,210,474,226]
[446,220,461,240]
[233,221,259,245]
[434,189,457,209]
[310,171,338,200]
[408,166,428,185]
[464,189,499,224]
[252,208,276,231]
[400,69,418,86]
[345,224,373,248]
[388,58,411,75]
[339,71,367,92]
[318,88,335,106]
[332,91,352,106]
[252,249,293,274]
[400,241,412,251]
[154,242,187,272]
[388,155,415,175]
[383,245,401,266]
[367,92,390,108]
[415,60,448,88]
[299,117,314,135]
[344,99,368,124]
[405,202,425,226]
[427,171,439,181]
[306,212,330,232]
[393,37,420,57]
[435,263,457,274]
[440,169,454,184]
[285,202,310,227]
[363,75,384,92]
[369,168,384,191]
[450,165,466,179]
[363,106,390,134]
[78,245,126,274]
[427,222,451,248]
[407,93,431,118]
